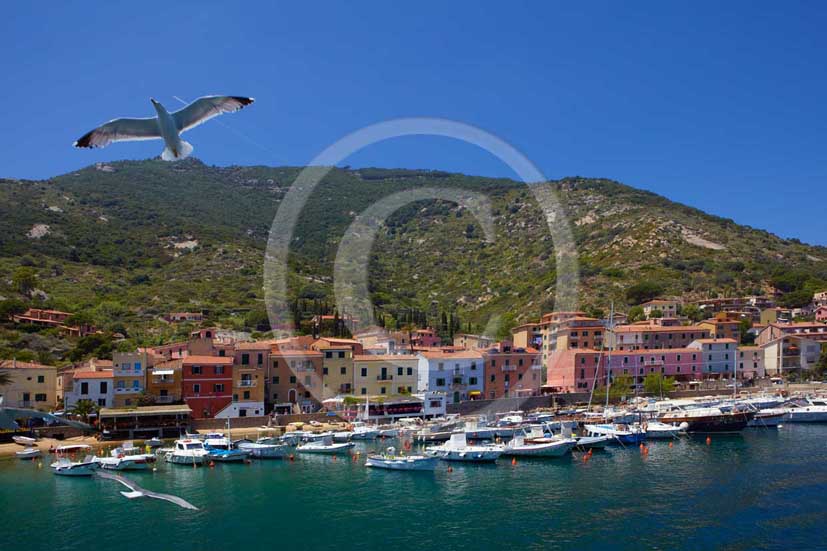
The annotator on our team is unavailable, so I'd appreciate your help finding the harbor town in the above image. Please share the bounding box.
[5,294,827,472]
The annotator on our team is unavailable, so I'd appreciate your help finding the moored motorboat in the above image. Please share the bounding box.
[584,423,647,445]
[502,434,576,457]
[145,437,163,449]
[52,456,100,476]
[426,433,503,462]
[332,431,353,443]
[748,410,786,427]
[16,447,42,460]
[573,434,612,450]
[643,421,685,439]
[95,442,157,470]
[237,438,289,459]
[365,447,438,470]
[13,435,37,446]
[165,439,209,465]
[659,407,754,433]
[297,436,355,455]
[350,422,380,440]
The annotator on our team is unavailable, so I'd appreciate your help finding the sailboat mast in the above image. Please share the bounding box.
[605,302,614,412]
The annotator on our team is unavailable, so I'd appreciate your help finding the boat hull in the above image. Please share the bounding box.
[365,456,438,470]
[166,453,207,465]
[238,443,288,459]
[429,449,502,462]
[660,412,754,433]
[502,440,576,457]
[16,448,42,460]
[52,462,99,476]
[786,410,827,423]
[748,412,785,427]
[297,443,354,455]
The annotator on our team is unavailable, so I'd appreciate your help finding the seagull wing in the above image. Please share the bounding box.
[172,96,254,133]
[74,117,161,149]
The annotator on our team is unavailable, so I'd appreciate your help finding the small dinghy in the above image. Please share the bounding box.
[13,435,37,446]
[365,447,438,471]
[502,435,576,457]
[237,438,289,459]
[16,447,42,460]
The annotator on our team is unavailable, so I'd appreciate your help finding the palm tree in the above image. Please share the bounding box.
[71,399,99,424]
[0,369,12,387]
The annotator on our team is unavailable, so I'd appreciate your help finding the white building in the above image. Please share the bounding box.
[417,350,484,403]
[64,369,114,409]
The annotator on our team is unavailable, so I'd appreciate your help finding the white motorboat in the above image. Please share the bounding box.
[297,436,355,455]
[237,438,289,459]
[165,439,209,465]
[279,432,304,446]
[145,437,164,448]
[16,447,42,460]
[350,422,380,440]
[643,421,685,439]
[377,427,400,438]
[365,447,439,470]
[95,442,157,470]
[426,433,503,462]
[52,456,100,476]
[502,434,576,457]
[52,444,93,457]
[13,435,37,446]
[574,434,612,450]
[584,423,647,445]
[784,399,827,423]
[332,431,353,442]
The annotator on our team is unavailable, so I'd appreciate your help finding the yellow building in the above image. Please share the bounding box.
[0,360,58,411]
[146,359,183,404]
[353,355,418,397]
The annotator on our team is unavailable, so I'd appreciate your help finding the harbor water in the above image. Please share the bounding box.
[3,425,827,550]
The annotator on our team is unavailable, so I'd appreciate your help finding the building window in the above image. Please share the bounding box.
[337,351,344,358]
[325,351,333,359]
[241,353,250,365]
[215,366,225,375]
[323,367,329,375]
[272,376,279,384]
[340,367,347,375]
[35,393,47,402]
[304,375,311,386]
[397,367,403,376]
[289,376,296,384]
[134,362,141,371]
[191,365,202,375]
[490,374,496,382]
[361,368,367,377]
[80,382,89,395]
[469,377,478,385]
[257,353,263,365]
[361,387,367,395]
[37,375,45,383]
[380,387,386,394]
[436,378,446,387]
[407,367,413,376]
[214,383,224,392]
[193,383,201,394]
[132,380,140,389]
[243,390,250,400]
[100,381,107,393]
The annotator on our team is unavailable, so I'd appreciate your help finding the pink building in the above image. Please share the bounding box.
[611,323,710,351]
[547,347,705,393]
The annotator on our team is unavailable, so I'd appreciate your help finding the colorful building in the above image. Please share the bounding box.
[546,347,706,393]
[112,350,153,408]
[64,368,114,409]
[737,346,765,379]
[641,299,680,319]
[483,343,542,399]
[146,359,182,405]
[609,323,710,351]
[0,360,57,411]
[687,338,738,378]
[181,355,234,419]
[355,354,420,398]
[416,350,482,403]
[698,312,742,343]
[311,338,362,399]
[268,348,324,413]
[453,333,495,350]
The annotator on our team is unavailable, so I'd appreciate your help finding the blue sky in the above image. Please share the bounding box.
[2,1,826,243]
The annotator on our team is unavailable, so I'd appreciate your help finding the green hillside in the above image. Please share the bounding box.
[1,157,826,363]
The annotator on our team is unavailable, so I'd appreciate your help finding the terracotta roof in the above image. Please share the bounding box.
[235,340,277,350]
[271,349,322,357]
[182,355,234,365]
[692,338,738,344]
[72,369,113,379]
[318,337,361,344]
[612,325,708,333]
[354,354,418,362]
[417,350,483,360]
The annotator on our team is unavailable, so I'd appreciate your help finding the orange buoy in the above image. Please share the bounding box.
[669,442,673,448]
[447,466,453,473]
[511,457,517,466]
[639,443,645,450]
[209,461,215,468]
[706,436,712,446]
[332,455,337,462]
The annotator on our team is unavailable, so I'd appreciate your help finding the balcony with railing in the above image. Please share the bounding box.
[501,365,517,372]
[152,376,176,385]
[155,395,175,404]
[376,374,393,381]
[235,379,258,388]
[114,386,142,394]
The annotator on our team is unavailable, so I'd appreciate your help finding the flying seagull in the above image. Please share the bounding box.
[73,95,254,161]
[95,471,199,510]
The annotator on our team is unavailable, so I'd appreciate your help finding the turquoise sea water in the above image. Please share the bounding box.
[2,426,827,551]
